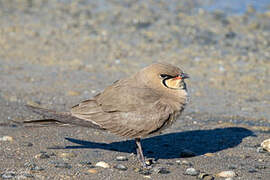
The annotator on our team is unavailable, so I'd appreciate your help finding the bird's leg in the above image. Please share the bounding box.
[136,145,141,161]
[135,138,147,168]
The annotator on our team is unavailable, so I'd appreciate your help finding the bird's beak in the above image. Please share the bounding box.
[174,73,189,80]
[181,73,189,79]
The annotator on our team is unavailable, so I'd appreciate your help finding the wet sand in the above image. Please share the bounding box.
[0,0,269,179]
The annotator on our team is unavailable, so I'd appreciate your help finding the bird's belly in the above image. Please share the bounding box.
[149,109,183,137]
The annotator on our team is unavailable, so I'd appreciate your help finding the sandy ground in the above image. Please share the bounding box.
[0,0,270,179]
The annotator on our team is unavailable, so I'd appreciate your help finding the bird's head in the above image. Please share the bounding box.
[139,63,189,92]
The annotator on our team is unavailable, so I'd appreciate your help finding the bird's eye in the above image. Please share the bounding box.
[159,74,169,79]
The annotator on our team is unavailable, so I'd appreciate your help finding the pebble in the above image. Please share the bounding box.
[79,161,92,166]
[0,136,13,141]
[9,95,18,102]
[21,142,33,147]
[24,162,44,171]
[143,175,151,179]
[138,169,151,175]
[228,165,237,170]
[133,167,140,173]
[35,152,50,159]
[261,139,270,152]
[116,156,128,161]
[224,178,234,180]
[58,152,76,158]
[95,161,110,168]
[145,159,154,166]
[176,160,181,164]
[198,172,212,179]
[66,90,80,96]
[17,173,34,179]
[1,171,16,179]
[30,165,44,171]
[87,168,98,174]
[256,147,266,153]
[176,160,193,166]
[152,167,170,174]
[204,153,215,157]
[184,168,199,176]
[203,175,215,180]
[114,164,128,171]
[248,168,257,173]
[216,171,236,178]
[54,162,72,169]
[165,162,174,166]
[180,149,196,157]
[254,164,266,169]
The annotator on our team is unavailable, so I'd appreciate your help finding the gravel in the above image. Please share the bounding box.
[184,168,199,176]
[0,0,270,179]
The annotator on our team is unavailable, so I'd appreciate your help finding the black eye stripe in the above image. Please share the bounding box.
[159,74,168,78]
[159,74,173,79]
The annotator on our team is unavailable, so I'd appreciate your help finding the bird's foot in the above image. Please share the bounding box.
[141,159,154,169]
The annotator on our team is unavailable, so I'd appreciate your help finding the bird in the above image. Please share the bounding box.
[25,63,189,167]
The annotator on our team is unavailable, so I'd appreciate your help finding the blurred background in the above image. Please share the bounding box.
[0,0,269,125]
[0,1,270,179]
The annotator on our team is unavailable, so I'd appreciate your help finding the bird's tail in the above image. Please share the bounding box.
[23,105,103,129]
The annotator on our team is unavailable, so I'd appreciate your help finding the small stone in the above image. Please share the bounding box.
[48,152,56,156]
[224,178,234,180]
[228,165,237,170]
[54,162,72,169]
[180,149,196,157]
[254,164,266,169]
[47,145,66,149]
[21,142,33,147]
[178,160,193,166]
[9,95,18,102]
[204,153,215,157]
[1,171,16,179]
[95,161,110,168]
[26,101,41,107]
[261,139,270,152]
[145,159,154,166]
[35,152,50,159]
[248,168,257,173]
[225,32,236,39]
[31,166,44,171]
[175,160,181,164]
[115,59,120,64]
[58,152,76,158]
[25,162,44,171]
[79,161,92,166]
[184,168,199,176]
[66,90,80,96]
[114,164,128,171]
[133,167,140,173]
[204,176,215,180]
[17,173,34,179]
[139,169,151,175]
[0,136,13,141]
[87,169,98,174]
[116,156,128,161]
[198,172,209,179]
[217,171,236,178]
[143,175,151,179]
[256,147,266,153]
[152,167,170,174]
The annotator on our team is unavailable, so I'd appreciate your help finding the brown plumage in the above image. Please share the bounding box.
[25,63,189,167]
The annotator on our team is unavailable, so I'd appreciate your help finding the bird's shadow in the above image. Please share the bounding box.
[54,127,254,160]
